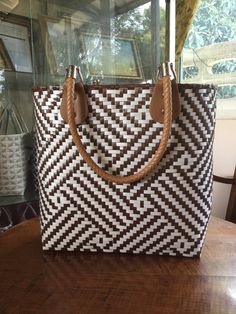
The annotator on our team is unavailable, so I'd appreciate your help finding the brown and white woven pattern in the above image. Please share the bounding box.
[33,83,216,257]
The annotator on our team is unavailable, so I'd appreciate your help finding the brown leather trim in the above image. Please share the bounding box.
[32,83,217,92]
[60,81,88,125]
[150,79,181,124]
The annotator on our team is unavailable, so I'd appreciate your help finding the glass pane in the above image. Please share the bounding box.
[0,2,35,203]
[31,0,167,85]
[181,0,236,119]
[0,0,168,203]
[0,7,33,133]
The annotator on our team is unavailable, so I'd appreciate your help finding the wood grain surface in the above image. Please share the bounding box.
[0,216,236,314]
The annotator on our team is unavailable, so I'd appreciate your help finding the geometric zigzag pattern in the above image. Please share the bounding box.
[33,83,216,257]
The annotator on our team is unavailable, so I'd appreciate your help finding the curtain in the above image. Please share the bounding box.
[175,0,200,64]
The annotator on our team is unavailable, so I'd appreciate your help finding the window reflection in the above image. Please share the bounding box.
[34,0,166,85]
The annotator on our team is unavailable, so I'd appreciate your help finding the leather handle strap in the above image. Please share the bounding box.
[66,76,172,184]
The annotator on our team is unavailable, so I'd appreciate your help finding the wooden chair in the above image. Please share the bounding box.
[214,166,236,223]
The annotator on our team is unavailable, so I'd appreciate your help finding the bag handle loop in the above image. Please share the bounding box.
[65,64,173,184]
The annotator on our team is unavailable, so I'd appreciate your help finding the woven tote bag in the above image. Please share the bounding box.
[33,63,217,257]
[0,104,31,196]
[0,133,30,195]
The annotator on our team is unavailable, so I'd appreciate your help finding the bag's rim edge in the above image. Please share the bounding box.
[32,83,217,93]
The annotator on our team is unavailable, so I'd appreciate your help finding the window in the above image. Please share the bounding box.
[36,1,167,85]
[181,0,236,119]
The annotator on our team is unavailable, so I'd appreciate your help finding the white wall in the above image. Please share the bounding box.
[212,119,236,218]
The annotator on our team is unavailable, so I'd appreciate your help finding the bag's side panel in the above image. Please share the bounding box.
[33,84,216,257]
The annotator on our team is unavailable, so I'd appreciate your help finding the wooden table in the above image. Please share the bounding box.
[1,216,236,314]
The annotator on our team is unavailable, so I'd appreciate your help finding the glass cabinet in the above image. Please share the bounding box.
[0,0,169,130]
[0,0,170,225]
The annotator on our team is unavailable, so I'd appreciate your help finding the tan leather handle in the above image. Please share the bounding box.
[66,76,172,184]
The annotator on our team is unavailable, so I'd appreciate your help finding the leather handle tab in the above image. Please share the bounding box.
[150,79,180,124]
[66,76,173,184]
[60,81,88,125]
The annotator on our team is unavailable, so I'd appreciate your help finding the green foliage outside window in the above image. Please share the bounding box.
[184,0,236,99]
